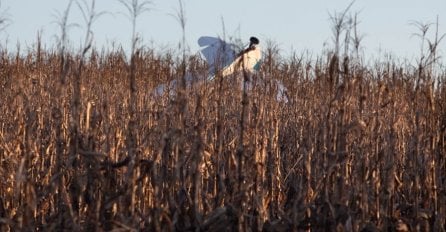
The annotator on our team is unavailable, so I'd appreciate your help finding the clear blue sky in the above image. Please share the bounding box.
[0,0,445,62]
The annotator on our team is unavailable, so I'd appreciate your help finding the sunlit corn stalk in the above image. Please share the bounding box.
[118,0,151,217]
[52,0,75,228]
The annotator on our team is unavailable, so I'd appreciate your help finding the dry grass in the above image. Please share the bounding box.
[0,40,445,231]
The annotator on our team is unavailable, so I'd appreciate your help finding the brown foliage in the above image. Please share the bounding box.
[0,43,446,231]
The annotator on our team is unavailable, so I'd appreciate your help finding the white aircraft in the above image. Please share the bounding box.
[198,36,287,101]
[155,36,286,101]
[198,36,262,79]
[220,36,262,77]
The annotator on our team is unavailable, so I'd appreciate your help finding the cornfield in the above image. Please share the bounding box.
[0,36,445,231]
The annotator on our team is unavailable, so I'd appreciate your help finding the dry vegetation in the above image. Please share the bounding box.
[0,37,445,231]
[1,2,446,232]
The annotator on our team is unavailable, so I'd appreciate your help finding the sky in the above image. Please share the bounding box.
[0,0,445,63]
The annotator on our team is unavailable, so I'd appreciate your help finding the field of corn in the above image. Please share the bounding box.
[1,1,446,231]
[0,38,445,231]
